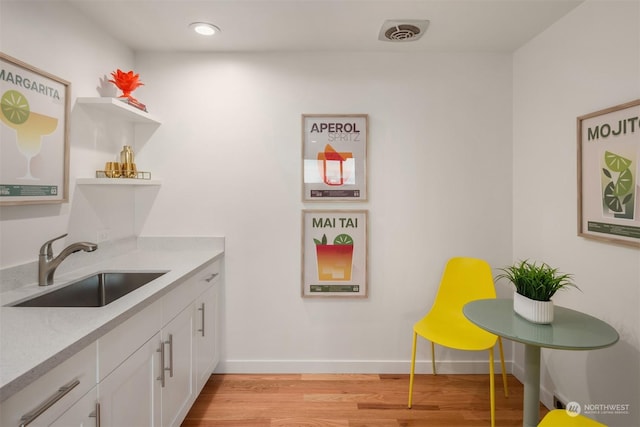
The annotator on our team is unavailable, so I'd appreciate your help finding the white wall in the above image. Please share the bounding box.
[1,2,514,373]
[0,1,136,268]
[8,4,638,424]
[512,1,640,425]
[134,51,514,372]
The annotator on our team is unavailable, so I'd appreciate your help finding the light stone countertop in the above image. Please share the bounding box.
[0,236,224,402]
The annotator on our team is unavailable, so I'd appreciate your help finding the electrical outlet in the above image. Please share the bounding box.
[97,229,111,243]
[553,394,566,409]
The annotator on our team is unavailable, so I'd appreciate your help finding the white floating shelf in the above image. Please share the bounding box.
[76,97,161,124]
[76,178,162,186]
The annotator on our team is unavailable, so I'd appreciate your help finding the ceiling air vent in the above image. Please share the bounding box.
[378,19,430,42]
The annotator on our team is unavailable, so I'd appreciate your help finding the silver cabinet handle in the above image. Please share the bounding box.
[89,402,101,427]
[157,334,174,386]
[157,343,165,388]
[204,273,219,283]
[197,303,205,337]
[167,334,174,378]
[19,378,80,426]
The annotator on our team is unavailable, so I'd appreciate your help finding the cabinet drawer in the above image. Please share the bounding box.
[0,342,97,427]
[163,279,195,326]
[50,386,98,427]
[163,260,220,326]
[98,299,162,381]
[193,260,221,296]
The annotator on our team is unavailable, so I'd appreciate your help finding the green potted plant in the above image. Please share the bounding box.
[496,260,579,324]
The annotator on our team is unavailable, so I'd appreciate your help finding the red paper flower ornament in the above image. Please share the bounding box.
[109,69,144,101]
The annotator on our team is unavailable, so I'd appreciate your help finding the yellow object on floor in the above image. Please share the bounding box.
[538,409,607,426]
[408,257,508,427]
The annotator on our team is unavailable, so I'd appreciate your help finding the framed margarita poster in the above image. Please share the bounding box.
[302,114,368,201]
[302,210,368,297]
[577,99,640,247]
[0,52,70,205]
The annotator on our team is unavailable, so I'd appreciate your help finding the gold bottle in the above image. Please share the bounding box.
[120,145,134,164]
[120,145,136,178]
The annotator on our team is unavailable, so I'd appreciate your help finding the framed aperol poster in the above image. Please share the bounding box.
[0,52,70,205]
[302,210,368,297]
[577,99,640,248]
[302,114,367,201]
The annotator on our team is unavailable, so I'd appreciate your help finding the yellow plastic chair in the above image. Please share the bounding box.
[408,257,508,427]
[538,409,607,426]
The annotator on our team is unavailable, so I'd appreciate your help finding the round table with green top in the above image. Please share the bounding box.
[463,299,619,427]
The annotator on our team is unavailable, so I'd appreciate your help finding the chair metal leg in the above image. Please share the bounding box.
[431,341,436,374]
[497,337,508,397]
[489,349,496,427]
[408,331,417,408]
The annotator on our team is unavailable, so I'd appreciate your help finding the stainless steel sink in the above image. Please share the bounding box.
[13,271,166,307]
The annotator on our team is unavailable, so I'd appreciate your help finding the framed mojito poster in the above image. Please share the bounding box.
[577,99,640,247]
[0,52,70,205]
[302,210,368,297]
[302,114,367,201]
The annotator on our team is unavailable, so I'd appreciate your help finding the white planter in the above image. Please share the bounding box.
[513,291,554,324]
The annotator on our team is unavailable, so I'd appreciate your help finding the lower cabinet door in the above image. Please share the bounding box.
[195,282,220,393]
[98,333,162,427]
[161,306,194,427]
[50,387,98,427]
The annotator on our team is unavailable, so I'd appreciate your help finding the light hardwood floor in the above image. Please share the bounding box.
[182,373,549,426]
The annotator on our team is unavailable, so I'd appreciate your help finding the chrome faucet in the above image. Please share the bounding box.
[39,233,98,286]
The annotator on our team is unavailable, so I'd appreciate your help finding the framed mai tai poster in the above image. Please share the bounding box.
[577,99,640,248]
[302,210,368,297]
[0,52,70,205]
[302,114,368,202]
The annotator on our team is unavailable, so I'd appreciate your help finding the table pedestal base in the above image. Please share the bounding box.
[463,300,619,427]
[523,344,541,427]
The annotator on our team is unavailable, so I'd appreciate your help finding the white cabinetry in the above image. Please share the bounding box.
[92,297,164,427]
[160,307,194,427]
[96,258,222,427]
[0,343,97,427]
[98,333,161,427]
[98,257,221,427]
[0,257,222,427]
[194,267,221,393]
[49,386,98,427]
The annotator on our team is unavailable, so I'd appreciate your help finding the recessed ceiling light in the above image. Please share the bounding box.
[189,22,220,36]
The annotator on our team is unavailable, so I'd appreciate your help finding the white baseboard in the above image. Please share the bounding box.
[216,359,514,375]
